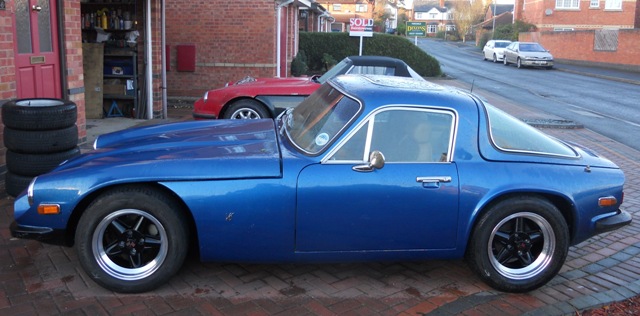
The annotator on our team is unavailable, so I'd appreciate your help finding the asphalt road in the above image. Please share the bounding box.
[416,38,640,153]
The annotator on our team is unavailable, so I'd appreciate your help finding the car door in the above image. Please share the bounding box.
[295,107,460,252]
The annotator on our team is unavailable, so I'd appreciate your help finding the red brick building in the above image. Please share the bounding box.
[0,0,331,184]
[515,0,639,31]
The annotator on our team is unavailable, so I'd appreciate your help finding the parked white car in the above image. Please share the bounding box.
[482,40,512,63]
[503,42,554,69]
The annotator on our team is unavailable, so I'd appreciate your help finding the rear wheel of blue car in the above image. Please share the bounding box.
[75,186,189,293]
[467,196,569,293]
[223,99,270,119]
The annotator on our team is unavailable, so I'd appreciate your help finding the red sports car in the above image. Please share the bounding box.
[193,56,424,120]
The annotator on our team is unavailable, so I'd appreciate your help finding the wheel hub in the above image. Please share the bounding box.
[119,230,145,255]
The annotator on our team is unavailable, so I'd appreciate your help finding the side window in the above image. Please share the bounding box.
[330,108,455,163]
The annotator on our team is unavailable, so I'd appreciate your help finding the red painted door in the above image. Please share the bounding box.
[14,0,61,98]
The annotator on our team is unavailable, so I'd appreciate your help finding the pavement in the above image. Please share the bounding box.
[2,66,640,315]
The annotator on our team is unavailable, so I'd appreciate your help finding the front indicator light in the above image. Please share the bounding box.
[598,196,617,207]
[38,204,61,215]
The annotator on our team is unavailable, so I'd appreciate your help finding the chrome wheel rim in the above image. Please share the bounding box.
[487,212,555,280]
[92,209,168,281]
[230,108,261,119]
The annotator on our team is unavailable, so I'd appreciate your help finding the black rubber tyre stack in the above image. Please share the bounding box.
[2,98,80,197]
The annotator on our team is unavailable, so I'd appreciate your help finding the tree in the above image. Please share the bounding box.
[452,0,485,43]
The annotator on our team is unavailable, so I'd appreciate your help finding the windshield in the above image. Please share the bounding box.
[486,104,576,157]
[285,83,361,154]
[519,43,546,52]
[316,59,352,84]
[495,41,510,48]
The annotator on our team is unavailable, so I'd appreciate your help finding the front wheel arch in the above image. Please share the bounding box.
[66,183,198,249]
[74,184,197,293]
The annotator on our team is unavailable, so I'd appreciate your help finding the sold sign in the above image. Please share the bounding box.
[349,18,373,37]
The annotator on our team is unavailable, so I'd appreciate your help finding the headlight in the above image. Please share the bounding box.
[28,177,37,206]
[203,91,209,102]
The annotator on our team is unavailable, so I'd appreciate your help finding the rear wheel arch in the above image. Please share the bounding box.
[465,192,573,292]
[467,192,576,248]
[66,183,198,249]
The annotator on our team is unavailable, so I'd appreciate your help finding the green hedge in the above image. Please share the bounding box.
[298,32,442,78]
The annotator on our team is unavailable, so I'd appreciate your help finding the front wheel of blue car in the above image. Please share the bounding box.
[75,186,188,293]
[467,196,569,293]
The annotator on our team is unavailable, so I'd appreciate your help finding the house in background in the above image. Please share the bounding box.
[512,0,640,69]
[413,0,455,36]
[474,4,514,43]
[324,0,376,32]
[515,0,639,31]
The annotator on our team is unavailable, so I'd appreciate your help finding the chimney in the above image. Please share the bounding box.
[440,0,445,8]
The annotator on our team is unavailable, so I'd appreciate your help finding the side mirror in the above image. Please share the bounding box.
[352,150,386,172]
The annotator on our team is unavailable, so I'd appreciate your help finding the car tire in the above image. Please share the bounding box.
[466,195,569,293]
[75,185,189,293]
[4,125,78,154]
[2,98,77,131]
[517,58,523,69]
[483,53,487,61]
[492,54,498,63]
[6,147,81,176]
[5,171,34,197]
[223,99,270,119]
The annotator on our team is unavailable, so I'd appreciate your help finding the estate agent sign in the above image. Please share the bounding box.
[349,18,374,56]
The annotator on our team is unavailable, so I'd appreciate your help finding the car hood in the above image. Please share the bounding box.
[520,51,553,59]
[59,120,282,180]
[229,76,315,89]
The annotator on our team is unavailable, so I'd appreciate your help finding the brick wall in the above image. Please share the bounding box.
[520,29,640,70]
[63,0,87,143]
[165,0,279,97]
[520,0,637,30]
[0,1,15,170]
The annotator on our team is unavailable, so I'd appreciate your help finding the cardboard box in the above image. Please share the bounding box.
[103,82,125,95]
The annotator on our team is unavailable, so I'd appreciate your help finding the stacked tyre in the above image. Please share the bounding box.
[3,99,81,197]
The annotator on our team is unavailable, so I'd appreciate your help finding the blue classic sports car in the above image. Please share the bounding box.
[11,75,631,293]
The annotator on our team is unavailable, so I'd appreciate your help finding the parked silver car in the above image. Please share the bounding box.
[483,40,512,63]
[503,42,554,69]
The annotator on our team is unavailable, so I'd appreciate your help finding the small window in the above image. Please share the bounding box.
[556,0,579,9]
[427,25,437,33]
[333,4,341,11]
[355,4,367,12]
[605,0,622,9]
[590,0,600,8]
[429,13,437,19]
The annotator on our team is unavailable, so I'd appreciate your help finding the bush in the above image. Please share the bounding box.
[299,32,442,77]
[291,51,308,77]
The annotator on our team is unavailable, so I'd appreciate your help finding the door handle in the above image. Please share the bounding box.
[416,176,452,183]
[32,5,42,12]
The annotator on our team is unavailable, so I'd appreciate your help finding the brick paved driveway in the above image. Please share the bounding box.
[2,85,639,315]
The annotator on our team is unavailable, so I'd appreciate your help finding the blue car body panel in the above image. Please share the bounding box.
[11,75,630,266]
